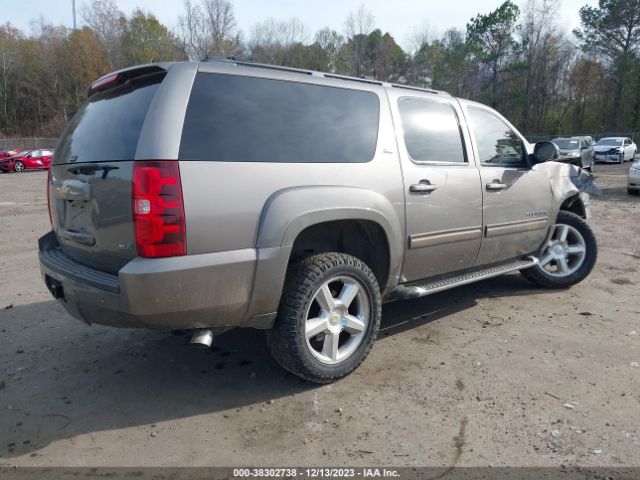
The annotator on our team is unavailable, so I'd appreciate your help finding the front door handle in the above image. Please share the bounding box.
[486,181,507,191]
[410,181,438,194]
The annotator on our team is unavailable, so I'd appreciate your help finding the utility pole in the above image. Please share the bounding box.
[72,0,77,30]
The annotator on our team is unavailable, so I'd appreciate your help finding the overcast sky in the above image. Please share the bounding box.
[3,0,596,49]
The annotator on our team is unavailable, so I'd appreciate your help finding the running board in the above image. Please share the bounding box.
[387,257,539,301]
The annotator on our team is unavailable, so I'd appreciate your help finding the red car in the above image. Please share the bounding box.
[0,147,19,158]
[0,149,53,172]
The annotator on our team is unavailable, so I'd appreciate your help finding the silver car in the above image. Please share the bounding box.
[39,60,598,383]
[552,136,594,171]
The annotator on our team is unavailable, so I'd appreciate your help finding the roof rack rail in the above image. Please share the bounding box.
[323,73,384,86]
[203,57,451,95]
[205,57,314,76]
[389,83,449,96]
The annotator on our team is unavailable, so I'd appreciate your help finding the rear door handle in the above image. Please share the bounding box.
[486,181,507,191]
[410,181,438,194]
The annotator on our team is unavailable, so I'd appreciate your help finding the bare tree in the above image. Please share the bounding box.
[344,5,375,76]
[406,21,435,56]
[0,24,21,129]
[80,0,126,67]
[204,0,237,56]
[178,0,239,60]
[518,0,564,130]
[314,28,344,72]
[249,17,308,64]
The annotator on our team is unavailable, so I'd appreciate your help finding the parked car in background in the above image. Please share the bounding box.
[0,149,53,172]
[552,136,594,170]
[629,160,640,195]
[0,147,19,158]
[593,137,637,164]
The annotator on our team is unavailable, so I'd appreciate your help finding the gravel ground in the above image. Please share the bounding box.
[0,163,638,468]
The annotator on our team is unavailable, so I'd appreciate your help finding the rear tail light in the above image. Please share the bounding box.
[46,168,52,225]
[132,161,186,258]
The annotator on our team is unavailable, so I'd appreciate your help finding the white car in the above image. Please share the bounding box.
[593,137,637,164]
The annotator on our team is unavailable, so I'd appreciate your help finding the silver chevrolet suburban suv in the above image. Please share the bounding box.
[39,59,597,383]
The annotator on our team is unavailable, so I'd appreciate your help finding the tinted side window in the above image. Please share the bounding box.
[467,107,526,167]
[398,98,466,163]
[180,73,380,163]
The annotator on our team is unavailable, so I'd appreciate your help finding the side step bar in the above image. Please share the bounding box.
[387,257,539,302]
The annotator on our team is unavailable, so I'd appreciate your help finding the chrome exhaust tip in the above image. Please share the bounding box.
[190,329,214,348]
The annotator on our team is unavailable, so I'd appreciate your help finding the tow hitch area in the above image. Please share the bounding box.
[45,275,64,300]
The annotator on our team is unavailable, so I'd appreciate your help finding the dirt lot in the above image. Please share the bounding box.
[0,163,639,468]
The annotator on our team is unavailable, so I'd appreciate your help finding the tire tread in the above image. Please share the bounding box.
[268,252,381,384]
[522,211,597,289]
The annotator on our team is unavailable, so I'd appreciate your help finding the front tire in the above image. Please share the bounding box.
[522,211,597,289]
[267,252,381,384]
[14,161,25,172]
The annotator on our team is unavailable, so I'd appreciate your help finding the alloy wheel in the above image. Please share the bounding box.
[304,275,370,365]
[538,223,587,278]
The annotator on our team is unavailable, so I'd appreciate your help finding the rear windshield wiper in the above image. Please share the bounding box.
[67,164,119,178]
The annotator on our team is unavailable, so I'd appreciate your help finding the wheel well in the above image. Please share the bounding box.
[289,220,391,288]
[560,195,586,218]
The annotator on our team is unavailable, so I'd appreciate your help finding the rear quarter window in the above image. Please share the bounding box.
[179,73,380,163]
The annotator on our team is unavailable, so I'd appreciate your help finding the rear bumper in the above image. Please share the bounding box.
[38,231,264,330]
[628,170,640,190]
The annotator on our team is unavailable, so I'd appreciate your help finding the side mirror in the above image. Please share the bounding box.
[531,141,559,165]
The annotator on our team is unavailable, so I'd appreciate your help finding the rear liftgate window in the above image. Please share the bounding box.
[54,72,165,165]
[179,73,380,163]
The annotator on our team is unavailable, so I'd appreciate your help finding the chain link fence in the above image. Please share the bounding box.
[0,138,58,150]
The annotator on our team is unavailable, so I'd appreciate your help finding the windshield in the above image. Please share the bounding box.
[13,151,29,158]
[597,138,622,147]
[553,138,580,149]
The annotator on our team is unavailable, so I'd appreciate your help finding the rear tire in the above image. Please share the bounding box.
[267,252,381,384]
[14,161,25,172]
[522,211,597,289]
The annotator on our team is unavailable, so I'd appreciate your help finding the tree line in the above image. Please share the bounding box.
[1,0,640,138]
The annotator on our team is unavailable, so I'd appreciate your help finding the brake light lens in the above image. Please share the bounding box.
[132,161,186,258]
[89,73,121,96]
